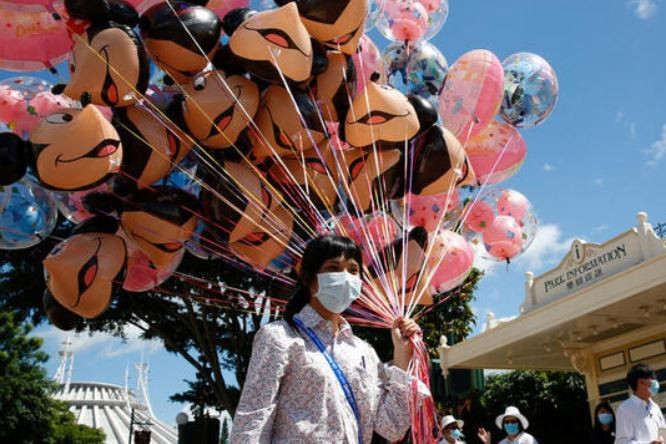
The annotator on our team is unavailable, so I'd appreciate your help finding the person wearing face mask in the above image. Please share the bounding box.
[477,406,538,444]
[592,402,616,444]
[230,235,420,443]
[615,363,666,444]
[440,415,466,443]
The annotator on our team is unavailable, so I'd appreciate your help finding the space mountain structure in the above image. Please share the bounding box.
[51,337,178,444]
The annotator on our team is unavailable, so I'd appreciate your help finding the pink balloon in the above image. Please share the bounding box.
[0,1,58,14]
[466,120,526,185]
[463,200,494,233]
[427,230,474,294]
[404,191,459,232]
[439,49,504,143]
[122,244,183,293]
[385,0,429,42]
[335,212,398,264]
[418,0,443,13]
[352,35,385,97]
[497,189,529,223]
[0,85,24,123]
[482,215,524,261]
[0,3,71,72]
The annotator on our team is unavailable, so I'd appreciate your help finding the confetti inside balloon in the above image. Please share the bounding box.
[500,52,559,128]
[427,229,474,294]
[383,40,448,105]
[0,177,58,250]
[465,120,527,185]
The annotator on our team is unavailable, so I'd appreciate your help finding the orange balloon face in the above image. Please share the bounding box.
[344,82,419,149]
[182,71,259,149]
[316,51,355,122]
[265,145,340,209]
[31,106,122,191]
[229,3,313,83]
[121,210,197,269]
[115,106,194,189]
[286,0,368,55]
[230,204,294,270]
[43,233,127,318]
[146,39,217,86]
[66,26,148,107]
[249,85,327,160]
[369,227,432,307]
[411,125,477,196]
[342,148,402,212]
[203,161,282,244]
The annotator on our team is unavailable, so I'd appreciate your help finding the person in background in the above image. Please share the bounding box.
[615,363,665,444]
[477,406,538,444]
[592,402,616,444]
[440,415,465,443]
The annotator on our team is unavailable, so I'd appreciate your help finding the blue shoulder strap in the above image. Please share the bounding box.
[293,317,364,444]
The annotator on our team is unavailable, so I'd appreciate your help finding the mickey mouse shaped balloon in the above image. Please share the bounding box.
[113,104,194,190]
[53,0,149,107]
[43,215,127,319]
[179,70,260,152]
[315,51,356,122]
[220,3,315,84]
[0,104,123,190]
[248,84,327,160]
[139,1,222,85]
[274,0,369,55]
[342,73,420,151]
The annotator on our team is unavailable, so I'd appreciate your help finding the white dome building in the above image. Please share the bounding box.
[51,338,178,444]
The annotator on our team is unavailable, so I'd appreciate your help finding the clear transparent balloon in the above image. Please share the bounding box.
[53,182,111,225]
[462,187,538,262]
[383,40,448,106]
[375,0,449,43]
[0,177,59,250]
[499,52,559,128]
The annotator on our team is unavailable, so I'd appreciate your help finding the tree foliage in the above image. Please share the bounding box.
[0,308,104,444]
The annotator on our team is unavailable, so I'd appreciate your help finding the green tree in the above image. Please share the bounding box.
[480,370,591,444]
[0,308,104,444]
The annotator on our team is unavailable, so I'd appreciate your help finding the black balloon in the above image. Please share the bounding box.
[408,95,438,131]
[0,132,28,186]
[43,291,81,331]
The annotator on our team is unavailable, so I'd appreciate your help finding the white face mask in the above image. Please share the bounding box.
[314,271,362,314]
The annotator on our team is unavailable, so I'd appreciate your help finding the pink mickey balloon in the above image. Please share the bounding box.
[418,0,442,13]
[0,85,23,123]
[466,120,527,185]
[483,215,524,261]
[497,189,529,223]
[385,0,429,43]
[439,49,504,143]
[427,229,474,294]
[352,34,385,97]
[463,200,494,233]
[402,190,459,232]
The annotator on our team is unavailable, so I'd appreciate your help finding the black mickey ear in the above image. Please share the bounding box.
[0,132,29,186]
[82,191,125,216]
[222,8,256,36]
[108,0,139,27]
[43,290,81,331]
[72,215,120,235]
[311,41,329,77]
[408,94,438,131]
[65,0,111,23]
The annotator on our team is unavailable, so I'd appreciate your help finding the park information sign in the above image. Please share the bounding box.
[522,215,666,312]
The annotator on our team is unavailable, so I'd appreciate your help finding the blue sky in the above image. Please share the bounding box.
[4,0,666,424]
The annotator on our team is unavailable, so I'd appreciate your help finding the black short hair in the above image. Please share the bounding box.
[627,363,656,391]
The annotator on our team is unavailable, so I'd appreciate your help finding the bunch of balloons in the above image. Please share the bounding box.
[0,1,559,439]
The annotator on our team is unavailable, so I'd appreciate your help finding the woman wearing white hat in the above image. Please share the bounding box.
[440,415,465,443]
[477,406,538,444]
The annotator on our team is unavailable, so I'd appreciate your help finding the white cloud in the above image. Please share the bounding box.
[616,109,637,138]
[646,124,666,166]
[40,324,162,360]
[513,224,574,272]
[543,163,554,172]
[628,0,657,19]
[595,178,604,186]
